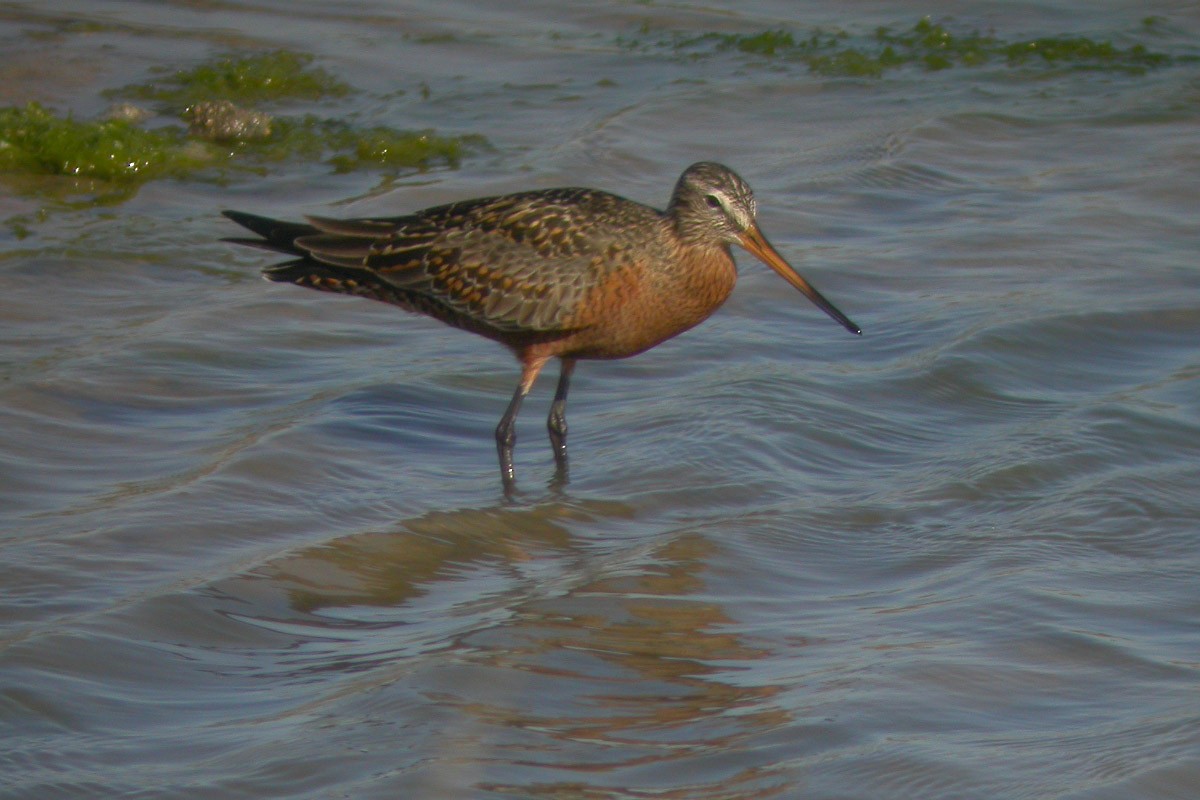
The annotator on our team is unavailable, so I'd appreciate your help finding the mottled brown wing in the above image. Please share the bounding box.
[295,189,659,334]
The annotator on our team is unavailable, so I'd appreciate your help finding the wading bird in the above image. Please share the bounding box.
[224,162,860,489]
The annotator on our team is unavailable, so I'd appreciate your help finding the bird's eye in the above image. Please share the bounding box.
[704,194,722,209]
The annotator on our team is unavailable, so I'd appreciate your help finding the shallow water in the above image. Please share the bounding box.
[3,2,1200,798]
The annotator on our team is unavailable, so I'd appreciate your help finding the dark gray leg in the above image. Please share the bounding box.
[547,358,575,468]
[495,356,549,490]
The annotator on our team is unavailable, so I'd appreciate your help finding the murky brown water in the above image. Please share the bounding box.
[3,2,1200,798]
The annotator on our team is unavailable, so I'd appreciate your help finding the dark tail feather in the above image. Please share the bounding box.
[260,259,318,283]
[222,210,318,256]
[260,259,372,288]
[260,259,410,307]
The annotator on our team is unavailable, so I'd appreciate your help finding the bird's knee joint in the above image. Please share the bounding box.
[495,423,517,449]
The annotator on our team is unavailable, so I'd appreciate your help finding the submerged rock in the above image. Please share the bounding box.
[185,100,272,142]
[105,102,152,123]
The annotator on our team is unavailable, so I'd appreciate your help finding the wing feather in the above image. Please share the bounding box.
[234,188,665,335]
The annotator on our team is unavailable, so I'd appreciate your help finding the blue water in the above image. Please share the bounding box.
[2,2,1199,798]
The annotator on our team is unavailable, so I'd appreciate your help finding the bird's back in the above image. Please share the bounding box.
[244,187,670,338]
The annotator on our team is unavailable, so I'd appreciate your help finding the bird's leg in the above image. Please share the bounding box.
[496,355,548,490]
[547,358,575,470]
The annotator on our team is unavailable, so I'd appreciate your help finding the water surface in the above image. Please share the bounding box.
[2,2,1199,798]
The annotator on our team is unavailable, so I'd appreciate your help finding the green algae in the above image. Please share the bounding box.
[328,127,487,173]
[108,51,353,110]
[1,49,487,208]
[1002,37,1169,69]
[0,103,485,189]
[624,17,1190,78]
[0,102,208,183]
[253,115,488,172]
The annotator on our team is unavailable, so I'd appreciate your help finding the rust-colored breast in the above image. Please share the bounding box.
[558,241,738,359]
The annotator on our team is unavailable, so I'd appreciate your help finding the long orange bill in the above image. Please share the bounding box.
[739,224,861,335]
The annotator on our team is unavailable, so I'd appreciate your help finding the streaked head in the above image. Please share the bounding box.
[670,162,861,335]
